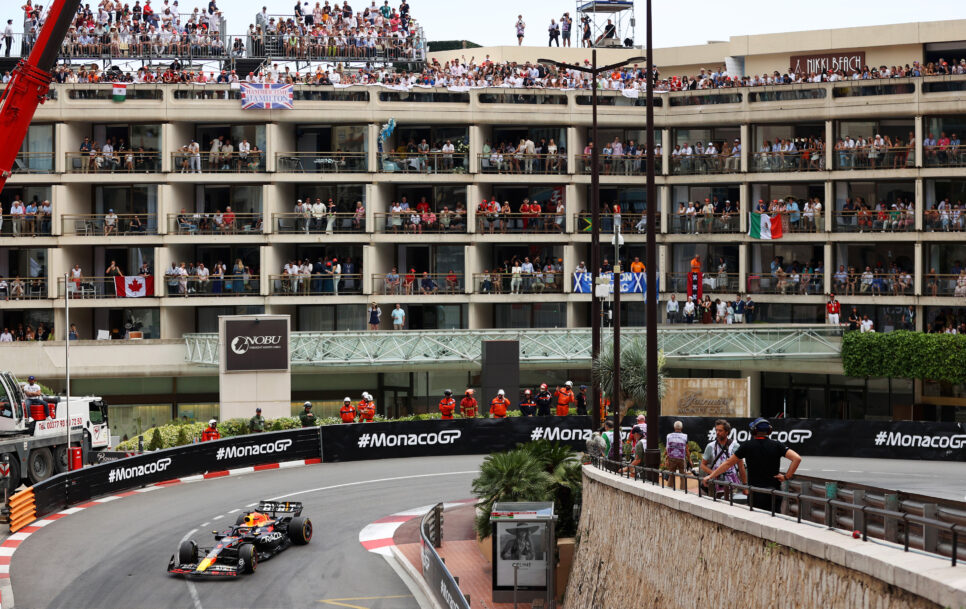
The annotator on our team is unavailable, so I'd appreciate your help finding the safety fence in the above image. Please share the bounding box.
[420,504,472,609]
[587,455,964,566]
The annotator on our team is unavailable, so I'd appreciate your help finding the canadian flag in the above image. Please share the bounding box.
[114,276,154,298]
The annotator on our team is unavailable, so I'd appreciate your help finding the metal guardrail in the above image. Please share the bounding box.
[587,456,963,566]
[420,503,471,609]
[184,326,844,367]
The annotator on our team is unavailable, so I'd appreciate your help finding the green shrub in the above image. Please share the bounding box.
[175,426,189,447]
[147,427,164,451]
[842,330,966,383]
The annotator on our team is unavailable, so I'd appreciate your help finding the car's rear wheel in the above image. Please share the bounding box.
[178,540,198,564]
[238,543,257,573]
[288,517,312,545]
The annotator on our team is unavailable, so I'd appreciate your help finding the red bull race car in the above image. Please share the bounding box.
[168,501,313,577]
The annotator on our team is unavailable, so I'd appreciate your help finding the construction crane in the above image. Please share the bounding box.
[0,0,82,194]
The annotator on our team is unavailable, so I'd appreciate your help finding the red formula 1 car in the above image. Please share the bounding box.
[168,501,313,577]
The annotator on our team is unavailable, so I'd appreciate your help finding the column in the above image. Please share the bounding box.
[563,242,579,295]
[825,120,835,170]
[368,123,380,173]
[568,126,582,176]
[658,244,668,296]
[824,181,834,233]
[742,371,761,417]
[914,115,923,168]
[464,244,478,294]
[740,123,750,173]
[659,184,669,234]
[739,183,750,234]
[259,245,273,296]
[738,243,748,295]
[661,128,671,175]
[565,184,582,234]
[914,243,923,296]
[914,178,923,231]
[823,243,833,294]
[468,124,484,174]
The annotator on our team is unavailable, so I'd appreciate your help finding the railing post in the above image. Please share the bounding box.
[852,490,865,535]
[922,503,938,554]
[884,494,900,543]
[824,481,838,528]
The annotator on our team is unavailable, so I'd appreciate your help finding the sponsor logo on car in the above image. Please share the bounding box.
[107,457,172,483]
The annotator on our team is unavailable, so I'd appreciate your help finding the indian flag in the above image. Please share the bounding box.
[112,83,127,102]
[749,212,783,240]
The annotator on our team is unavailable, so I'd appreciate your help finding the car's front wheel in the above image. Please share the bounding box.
[238,543,257,574]
[178,540,198,564]
[288,517,313,545]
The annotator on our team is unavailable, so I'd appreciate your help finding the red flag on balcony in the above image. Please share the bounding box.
[686,271,702,300]
[114,276,154,298]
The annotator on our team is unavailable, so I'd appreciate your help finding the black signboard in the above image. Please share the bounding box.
[421,531,471,609]
[224,318,289,372]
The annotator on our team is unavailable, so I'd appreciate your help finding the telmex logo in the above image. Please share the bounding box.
[230,334,282,355]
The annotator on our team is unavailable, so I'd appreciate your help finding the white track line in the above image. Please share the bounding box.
[271,470,478,501]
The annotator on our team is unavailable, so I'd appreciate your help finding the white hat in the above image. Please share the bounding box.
[498,389,505,396]
[344,396,351,402]
[209,419,217,426]
[565,380,573,387]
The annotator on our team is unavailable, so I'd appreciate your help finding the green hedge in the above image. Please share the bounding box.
[841,331,966,383]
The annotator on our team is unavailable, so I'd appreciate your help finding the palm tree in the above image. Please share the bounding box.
[472,448,552,538]
[592,337,667,417]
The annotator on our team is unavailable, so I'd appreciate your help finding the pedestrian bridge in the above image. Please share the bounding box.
[184,326,843,370]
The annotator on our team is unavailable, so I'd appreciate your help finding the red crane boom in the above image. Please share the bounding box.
[0,0,82,194]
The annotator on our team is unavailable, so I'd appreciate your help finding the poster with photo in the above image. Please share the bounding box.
[494,521,548,590]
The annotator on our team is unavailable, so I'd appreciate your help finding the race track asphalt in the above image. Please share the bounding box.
[11,455,485,609]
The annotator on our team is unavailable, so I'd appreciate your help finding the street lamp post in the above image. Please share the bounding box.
[538,51,646,434]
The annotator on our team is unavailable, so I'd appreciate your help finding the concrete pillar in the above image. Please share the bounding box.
[368,123,380,172]
[823,244,832,294]
[914,178,923,231]
[568,126,582,176]
[914,243,923,296]
[161,122,176,172]
[661,128,671,175]
[658,244,667,293]
[566,184,582,234]
[740,123,750,173]
[825,120,835,169]
[824,181,834,232]
[563,243,578,294]
[914,115,923,168]
[271,122,295,172]
[738,243,747,294]
[739,183,750,234]
[743,370,761,417]
[363,245,378,296]
[659,185,669,234]
[464,245,477,294]
[468,124,483,174]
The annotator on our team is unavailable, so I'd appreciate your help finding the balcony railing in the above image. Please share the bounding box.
[59,276,157,299]
[670,211,742,235]
[751,150,826,172]
[373,212,468,234]
[479,153,568,175]
[573,212,661,234]
[576,154,660,176]
[846,271,915,296]
[273,212,366,234]
[0,214,52,236]
[666,272,739,295]
[379,152,469,174]
[268,273,364,295]
[0,277,47,300]
[473,272,564,294]
[162,274,260,296]
[12,152,54,174]
[924,209,966,232]
[745,271,826,295]
[923,147,966,168]
[171,151,265,173]
[751,210,825,234]
[275,152,368,173]
[833,146,914,170]
[834,210,915,233]
[477,212,565,234]
[924,274,966,297]
[62,214,158,236]
[66,151,162,173]
[670,153,740,175]
[168,213,263,235]
[374,273,464,295]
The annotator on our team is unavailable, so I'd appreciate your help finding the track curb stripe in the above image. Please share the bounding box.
[358,499,475,557]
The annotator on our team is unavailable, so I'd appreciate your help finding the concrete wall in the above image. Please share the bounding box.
[565,466,965,609]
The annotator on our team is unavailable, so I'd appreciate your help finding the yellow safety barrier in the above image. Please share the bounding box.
[9,488,36,533]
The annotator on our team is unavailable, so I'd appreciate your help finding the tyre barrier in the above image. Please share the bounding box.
[8,488,35,533]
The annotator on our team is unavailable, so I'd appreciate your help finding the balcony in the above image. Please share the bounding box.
[63,214,158,236]
[925,273,966,297]
[745,271,825,295]
[833,146,913,170]
[751,151,826,172]
[12,152,55,174]
[752,211,825,234]
[273,212,365,234]
[65,151,162,174]
[923,147,966,168]
[479,153,568,175]
[573,212,660,235]
[669,212,742,235]
[0,214,52,237]
[167,213,262,235]
[670,154,740,176]
[473,272,564,295]
[171,151,265,173]
[667,272,739,295]
[374,273,464,295]
[161,274,260,297]
[478,212,565,234]
[575,154,659,176]
[842,271,915,297]
[0,277,47,300]
[373,212,467,234]
[834,210,915,233]
[59,276,157,299]
[275,152,367,173]
[268,274,363,296]
[379,152,469,174]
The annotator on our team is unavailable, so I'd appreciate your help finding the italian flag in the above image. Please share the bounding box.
[112,83,127,102]
[749,212,783,240]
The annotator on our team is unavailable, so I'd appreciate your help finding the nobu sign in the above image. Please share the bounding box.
[224,318,289,372]
[790,52,865,75]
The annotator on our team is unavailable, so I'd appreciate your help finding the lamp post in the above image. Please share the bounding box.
[539,51,646,434]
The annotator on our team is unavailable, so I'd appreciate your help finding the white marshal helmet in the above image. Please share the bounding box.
[209,419,217,426]
[498,389,505,396]
[304,401,312,407]
[343,396,351,402]
[565,380,573,387]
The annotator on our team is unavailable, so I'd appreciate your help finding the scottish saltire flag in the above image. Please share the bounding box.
[572,272,658,297]
[241,84,294,110]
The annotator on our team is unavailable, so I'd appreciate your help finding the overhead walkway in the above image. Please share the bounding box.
[184,325,843,371]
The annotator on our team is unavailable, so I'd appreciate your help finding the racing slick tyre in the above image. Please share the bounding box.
[178,540,198,564]
[236,514,248,525]
[288,517,313,545]
[27,447,54,484]
[238,543,257,574]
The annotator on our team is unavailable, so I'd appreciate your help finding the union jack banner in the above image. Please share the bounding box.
[241,84,294,110]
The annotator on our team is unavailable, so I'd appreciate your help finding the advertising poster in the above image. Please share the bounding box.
[494,521,547,589]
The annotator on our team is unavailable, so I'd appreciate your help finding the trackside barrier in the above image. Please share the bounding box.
[8,488,35,533]
[587,455,963,566]
[420,505,472,609]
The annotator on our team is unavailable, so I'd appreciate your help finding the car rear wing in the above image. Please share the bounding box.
[255,500,303,516]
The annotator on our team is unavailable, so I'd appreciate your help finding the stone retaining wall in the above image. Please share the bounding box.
[564,466,964,609]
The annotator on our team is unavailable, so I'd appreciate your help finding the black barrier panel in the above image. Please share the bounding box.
[655,417,966,461]
[321,416,593,462]
[420,520,471,609]
[33,478,68,519]
[29,427,322,518]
